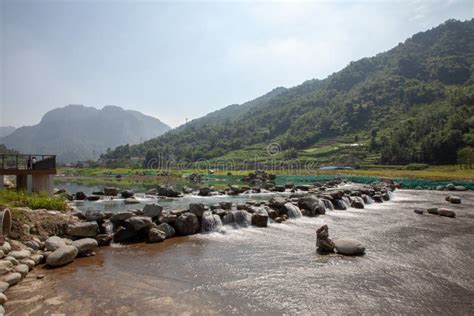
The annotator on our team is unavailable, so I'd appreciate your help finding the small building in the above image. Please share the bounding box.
[0,154,56,195]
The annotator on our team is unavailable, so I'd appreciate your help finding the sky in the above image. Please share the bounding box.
[1,0,473,128]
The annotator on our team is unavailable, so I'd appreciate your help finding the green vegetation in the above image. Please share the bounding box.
[0,190,67,211]
[102,19,474,168]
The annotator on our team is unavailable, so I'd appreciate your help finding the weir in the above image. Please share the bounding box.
[0,154,56,195]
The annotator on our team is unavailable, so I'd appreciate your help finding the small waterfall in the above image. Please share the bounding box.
[320,199,334,211]
[342,196,351,209]
[223,210,252,228]
[104,220,114,234]
[284,203,302,218]
[201,211,223,233]
[351,196,365,208]
[333,199,347,210]
[362,194,374,204]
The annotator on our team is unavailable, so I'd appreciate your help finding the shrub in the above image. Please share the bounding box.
[0,190,67,211]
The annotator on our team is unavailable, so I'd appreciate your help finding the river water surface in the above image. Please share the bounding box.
[6,190,474,315]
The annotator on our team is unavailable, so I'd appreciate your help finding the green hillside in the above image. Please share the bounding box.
[103,19,474,167]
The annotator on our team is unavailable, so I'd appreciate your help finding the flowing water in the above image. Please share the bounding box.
[6,190,474,315]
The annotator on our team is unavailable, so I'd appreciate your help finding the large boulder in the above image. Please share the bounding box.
[143,204,163,219]
[121,190,135,198]
[159,212,177,224]
[269,197,286,210]
[46,246,78,267]
[175,213,199,236]
[334,238,365,255]
[158,186,182,197]
[298,196,325,216]
[96,234,113,246]
[103,187,119,196]
[113,226,138,243]
[72,238,98,256]
[147,228,166,243]
[67,222,99,237]
[189,203,207,218]
[15,264,29,277]
[219,202,233,210]
[447,196,461,204]
[124,197,140,204]
[110,212,134,224]
[45,236,66,251]
[125,216,153,231]
[75,191,87,200]
[84,209,106,222]
[198,187,210,196]
[155,223,175,238]
[86,195,101,201]
[316,225,335,253]
[251,212,268,228]
[438,208,456,218]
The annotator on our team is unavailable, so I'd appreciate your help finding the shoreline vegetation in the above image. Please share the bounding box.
[57,165,474,183]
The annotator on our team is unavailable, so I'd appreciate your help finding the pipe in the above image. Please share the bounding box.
[0,208,12,237]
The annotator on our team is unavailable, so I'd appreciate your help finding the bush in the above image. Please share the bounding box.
[0,190,67,211]
[405,163,430,170]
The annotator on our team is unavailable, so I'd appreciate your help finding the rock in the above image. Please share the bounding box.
[19,259,35,269]
[9,249,31,260]
[110,212,135,223]
[0,293,6,304]
[455,185,466,191]
[92,191,104,196]
[0,250,3,259]
[381,192,390,201]
[124,197,140,204]
[23,240,41,251]
[84,209,106,222]
[155,223,175,238]
[373,195,383,203]
[334,238,365,255]
[189,203,207,218]
[146,188,158,195]
[351,198,364,209]
[438,208,456,218]
[66,222,99,237]
[3,272,21,285]
[158,186,182,197]
[143,204,163,219]
[3,256,18,266]
[251,212,268,228]
[0,260,13,276]
[113,226,138,243]
[448,196,461,204]
[219,202,233,210]
[121,190,135,198]
[446,183,455,191]
[45,236,66,251]
[316,225,335,253]
[414,209,424,215]
[273,186,285,192]
[103,187,119,196]
[198,187,210,196]
[75,191,87,200]
[14,264,29,277]
[0,242,11,255]
[159,213,177,224]
[175,213,199,236]
[298,196,325,216]
[125,216,153,231]
[96,234,113,246]
[427,208,439,215]
[274,217,283,223]
[269,197,286,210]
[86,195,101,201]
[29,254,43,265]
[147,228,166,243]
[0,281,9,293]
[72,238,98,256]
[46,246,78,267]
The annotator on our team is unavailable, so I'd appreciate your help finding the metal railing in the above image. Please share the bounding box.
[0,154,56,171]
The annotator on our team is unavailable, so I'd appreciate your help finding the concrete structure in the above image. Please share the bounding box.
[0,154,56,195]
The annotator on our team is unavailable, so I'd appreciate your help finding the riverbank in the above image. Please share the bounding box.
[4,189,474,315]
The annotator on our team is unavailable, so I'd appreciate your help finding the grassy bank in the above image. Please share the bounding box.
[0,190,67,211]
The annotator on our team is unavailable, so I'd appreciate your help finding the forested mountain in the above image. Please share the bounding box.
[0,105,170,163]
[103,19,474,166]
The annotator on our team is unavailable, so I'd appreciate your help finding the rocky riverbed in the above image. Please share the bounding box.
[1,180,473,315]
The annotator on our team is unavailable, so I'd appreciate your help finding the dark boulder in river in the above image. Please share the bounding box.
[75,191,86,200]
[121,190,135,199]
[175,213,199,235]
[157,186,182,197]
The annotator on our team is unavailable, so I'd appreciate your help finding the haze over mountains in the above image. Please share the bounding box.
[103,19,474,166]
[0,126,16,138]
[0,105,170,163]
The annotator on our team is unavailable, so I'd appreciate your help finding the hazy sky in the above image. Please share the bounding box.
[1,0,473,128]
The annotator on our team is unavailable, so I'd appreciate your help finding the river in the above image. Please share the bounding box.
[5,189,474,315]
